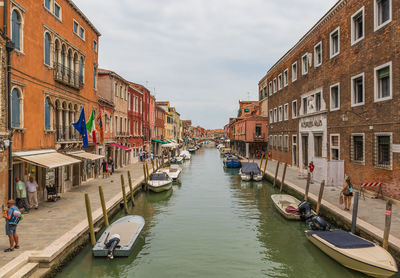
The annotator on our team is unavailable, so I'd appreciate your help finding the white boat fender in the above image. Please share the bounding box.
[105,234,121,259]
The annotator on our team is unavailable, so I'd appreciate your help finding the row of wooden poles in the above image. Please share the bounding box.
[268,157,393,251]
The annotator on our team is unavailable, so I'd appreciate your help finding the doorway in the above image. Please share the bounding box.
[302,135,309,167]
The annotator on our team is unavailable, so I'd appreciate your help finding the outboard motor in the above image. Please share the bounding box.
[298,200,312,221]
[105,234,121,259]
[307,216,330,231]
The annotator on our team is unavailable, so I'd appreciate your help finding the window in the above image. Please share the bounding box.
[330,27,340,58]
[114,83,118,97]
[284,103,288,121]
[11,88,21,128]
[302,97,307,115]
[73,20,78,34]
[44,97,51,130]
[315,92,321,112]
[273,135,277,149]
[330,83,340,111]
[93,64,97,89]
[44,32,51,66]
[283,69,288,87]
[54,2,61,19]
[314,134,322,157]
[330,134,340,160]
[274,108,277,123]
[273,78,277,93]
[79,27,85,40]
[351,73,364,106]
[268,82,272,96]
[292,100,297,118]
[302,54,308,75]
[11,9,22,51]
[119,86,123,98]
[278,135,282,149]
[375,133,391,168]
[374,62,392,102]
[292,135,297,166]
[125,88,127,100]
[284,135,289,151]
[269,109,273,123]
[79,57,84,83]
[93,40,97,53]
[278,74,282,90]
[351,7,364,45]
[292,62,297,82]
[351,134,364,163]
[314,42,322,67]
[44,0,51,10]
[374,0,391,30]
[278,106,282,122]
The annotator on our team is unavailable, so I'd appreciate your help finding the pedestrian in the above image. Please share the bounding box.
[25,176,39,210]
[15,178,29,213]
[3,200,22,252]
[101,159,108,178]
[341,176,354,211]
[308,161,315,184]
[108,156,114,175]
[151,152,154,161]
[139,151,143,162]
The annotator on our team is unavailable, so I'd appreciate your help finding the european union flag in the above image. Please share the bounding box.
[72,107,89,148]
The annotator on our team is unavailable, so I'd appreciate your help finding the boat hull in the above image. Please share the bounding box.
[223,160,241,168]
[271,194,301,220]
[306,231,398,278]
[148,180,173,192]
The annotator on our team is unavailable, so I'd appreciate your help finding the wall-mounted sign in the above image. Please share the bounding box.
[392,144,400,153]
[300,118,323,128]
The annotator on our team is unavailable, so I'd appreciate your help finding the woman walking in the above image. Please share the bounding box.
[341,176,353,211]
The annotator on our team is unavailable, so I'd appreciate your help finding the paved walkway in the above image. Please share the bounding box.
[0,161,146,268]
[244,157,400,238]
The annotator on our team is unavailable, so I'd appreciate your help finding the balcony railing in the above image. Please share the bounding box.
[56,126,81,142]
[54,62,83,90]
[254,133,265,141]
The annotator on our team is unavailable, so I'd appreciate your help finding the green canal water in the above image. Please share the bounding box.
[58,147,383,278]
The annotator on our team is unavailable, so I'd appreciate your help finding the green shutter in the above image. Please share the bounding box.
[378,67,389,79]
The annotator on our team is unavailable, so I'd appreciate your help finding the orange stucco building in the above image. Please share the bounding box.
[0,0,101,200]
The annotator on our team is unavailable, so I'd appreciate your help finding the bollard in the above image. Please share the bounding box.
[121,175,128,214]
[262,157,269,177]
[351,191,359,234]
[259,154,264,169]
[98,186,109,228]
[143,164,148,184]
[145,163,150,179]
[273,161,280,188]
[128,171,135,206]
[280,163,288,192]
[304,173,311,201]
[85,193,96,246]
[316,180,325,215]
[383,200,392,250]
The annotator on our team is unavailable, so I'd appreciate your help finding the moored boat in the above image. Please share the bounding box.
[92,215,145,258]
[305,230,398,277]
[158,164,182,181]
[180,150,191,160]
[223,155,241,168]
[188,147,196,153]
[271,194,302,220]
[147,172,173,192]
[171,156,184,164]
[239,162,263,181]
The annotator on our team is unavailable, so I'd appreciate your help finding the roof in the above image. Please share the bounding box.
[67,0,101,36]
[98,97,115,108]
[98,68,130,85]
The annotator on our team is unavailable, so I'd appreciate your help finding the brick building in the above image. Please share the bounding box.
[154,105,166,155]
[131,83,151,152]
[0,34,8,203]
[128,84,144,158]
[259,0,399,198]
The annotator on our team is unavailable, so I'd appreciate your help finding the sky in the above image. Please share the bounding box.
[74,0,338,129]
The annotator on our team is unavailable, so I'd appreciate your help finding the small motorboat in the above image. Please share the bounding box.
[158,164,182,181]
[239,162,263,181]
[171,156,184,164]
[179,150,191,160]
[306,229,398,277]
[223,155,241,168]
[92,215,145,258]
[147,172,173,192]
[217,144,224,150]
[271,194,302,220]
[188,147,196,153]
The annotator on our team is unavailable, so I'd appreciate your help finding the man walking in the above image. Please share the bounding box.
[15,177,29,213]
[3,200,21,252]
[26,176,39,209]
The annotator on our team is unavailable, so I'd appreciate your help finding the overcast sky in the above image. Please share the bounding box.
[74,0,337,129]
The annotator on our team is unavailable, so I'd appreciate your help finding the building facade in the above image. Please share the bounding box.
[128,84,144,158]
[259,0,399,198]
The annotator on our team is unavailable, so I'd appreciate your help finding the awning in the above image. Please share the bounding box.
[107,143,132,152]
[169,139,177,143]
[16,152,81,169]
[161,143,179,148]
[152,139,168,144]
[68,151,104,160]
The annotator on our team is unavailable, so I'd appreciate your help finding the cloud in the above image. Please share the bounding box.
[73,0,338,129]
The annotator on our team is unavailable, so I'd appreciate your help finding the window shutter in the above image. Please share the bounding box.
[378,67,389,79]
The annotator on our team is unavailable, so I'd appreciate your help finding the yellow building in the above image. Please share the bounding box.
[156,101,173,140]
[169,107,181,142]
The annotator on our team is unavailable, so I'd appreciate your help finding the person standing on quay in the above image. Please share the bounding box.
[102,159,108,178]
[15,178,29,213]
[3,200,21,252]
[108,156,114,175]
[308,161,315,184]
[26,176,39,210]
[341,176,354,211]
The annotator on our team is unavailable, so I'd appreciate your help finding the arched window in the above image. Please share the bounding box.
[44,32,51,65]
[11,10,22,50]
[79,57,84,83]
[45,97,51,130]
[11,88,20,128]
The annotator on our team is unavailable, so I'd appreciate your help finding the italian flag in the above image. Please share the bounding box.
[86,110,97,145]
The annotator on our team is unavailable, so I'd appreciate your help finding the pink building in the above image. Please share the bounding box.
[149,95,156,153]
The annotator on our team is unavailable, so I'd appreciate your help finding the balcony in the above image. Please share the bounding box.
[56,126,81,142]
[254,133,265,141]
[115,132,131,138]
[54,62,83,90]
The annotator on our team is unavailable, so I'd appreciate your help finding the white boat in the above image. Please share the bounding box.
[147,172,173,192]
[180,150,191,160]
[306,230,398,277]
[188,147,196,153]
[271,194,301,220]
[158,165,182,181]
[239,163,263,181]
[217,144,225,150]
[171,156,184,164]
[92,215,145,258]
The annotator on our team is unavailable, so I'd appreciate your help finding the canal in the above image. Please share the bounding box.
[58,146,373,278]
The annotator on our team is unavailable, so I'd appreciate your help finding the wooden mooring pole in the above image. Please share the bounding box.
[262,157,269,177]
[304,173,311,201]
[280,163,288,192]
[127,170,135,206]
[151,160,155,172]
[351,191,359,234]
[121,175,128,214]
[383,200,392,250]
[98,186,109,228]
[259,154,264,169]
[273,161,280,188]
[143,164,147,183]
[316,180,325,215]
[145,163,150,179]
[84,193,96,247]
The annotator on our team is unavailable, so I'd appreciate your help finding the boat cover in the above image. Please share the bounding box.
[241,163,261,174]
[150,173,169,181]
[307,230,374,249]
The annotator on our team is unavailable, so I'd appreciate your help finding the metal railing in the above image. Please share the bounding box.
[54,62,83,89]
[56,126,81,142]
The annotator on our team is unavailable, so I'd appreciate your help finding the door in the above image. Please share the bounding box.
[72,163,80,186]
[302,135,309,167]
